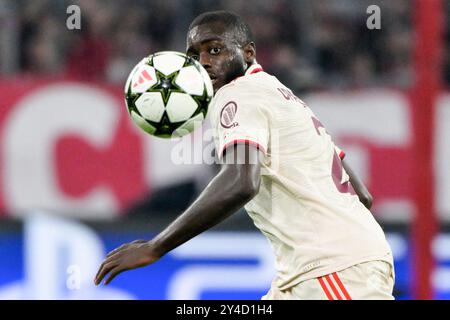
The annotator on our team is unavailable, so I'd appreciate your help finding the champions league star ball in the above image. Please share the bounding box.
[124,51,213,138]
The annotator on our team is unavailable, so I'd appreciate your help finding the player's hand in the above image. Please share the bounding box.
[94,240,160,285]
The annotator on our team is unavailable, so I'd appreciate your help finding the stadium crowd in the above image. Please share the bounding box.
[0,0,419,92]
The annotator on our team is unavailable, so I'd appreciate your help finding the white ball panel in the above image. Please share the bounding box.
[165,92,198,123]
[173,112,205,137]
[175,66,205,96]
[153,53,186,76]
[130,64,157,94]
[130,111,157,135]
[135,92,165,122]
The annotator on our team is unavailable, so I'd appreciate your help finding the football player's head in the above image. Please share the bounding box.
[186,11,256,93]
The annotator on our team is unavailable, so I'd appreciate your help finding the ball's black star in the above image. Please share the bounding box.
[151,70,184,105]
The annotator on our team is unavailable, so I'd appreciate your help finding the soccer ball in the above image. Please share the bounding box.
[124,51,213,138]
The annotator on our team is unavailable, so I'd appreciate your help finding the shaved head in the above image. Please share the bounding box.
[188,11,254,47]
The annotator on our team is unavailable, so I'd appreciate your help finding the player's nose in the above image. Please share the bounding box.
[199,52,212,70]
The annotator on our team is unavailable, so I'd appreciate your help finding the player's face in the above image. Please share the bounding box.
[186,22,248,93]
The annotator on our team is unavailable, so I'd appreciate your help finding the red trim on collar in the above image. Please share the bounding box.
[249,67,263,74]
[232,65,264,82]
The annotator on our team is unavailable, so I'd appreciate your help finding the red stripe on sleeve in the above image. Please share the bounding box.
[220,139,266,156]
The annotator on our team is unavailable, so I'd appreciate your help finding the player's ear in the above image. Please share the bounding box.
[243,42,256,64]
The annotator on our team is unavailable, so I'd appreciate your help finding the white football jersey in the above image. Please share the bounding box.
[209,64,394,290]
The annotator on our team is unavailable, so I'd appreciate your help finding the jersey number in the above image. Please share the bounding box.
[311,116,356,195]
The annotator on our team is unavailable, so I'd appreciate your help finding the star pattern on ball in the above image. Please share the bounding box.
[151,70,184,106]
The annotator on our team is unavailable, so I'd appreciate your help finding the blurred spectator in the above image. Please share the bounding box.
[4,0,418,89]
[64,26,111,81]
[18,0,65,75]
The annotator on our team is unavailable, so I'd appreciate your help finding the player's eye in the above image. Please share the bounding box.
[209,47,221,55]
[188,53,199,61]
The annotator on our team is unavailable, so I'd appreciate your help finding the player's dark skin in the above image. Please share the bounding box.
[94,21,372,286]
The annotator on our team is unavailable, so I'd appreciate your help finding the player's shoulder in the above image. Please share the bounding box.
[215,71,278,103]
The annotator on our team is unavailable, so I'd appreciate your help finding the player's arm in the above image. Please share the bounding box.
[342,159,373,209]
[94,144,262,285]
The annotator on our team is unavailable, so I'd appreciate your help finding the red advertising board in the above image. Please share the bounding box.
[0,78,448,223]
[0,78,148,217]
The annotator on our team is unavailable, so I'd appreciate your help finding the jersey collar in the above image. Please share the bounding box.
[231,64,263,83]
[245,63,264,76]
[215,64,264,96]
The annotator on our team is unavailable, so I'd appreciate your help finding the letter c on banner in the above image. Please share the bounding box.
[2,84,121,218]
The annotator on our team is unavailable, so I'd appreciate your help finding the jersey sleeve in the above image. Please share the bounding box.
[211,87,270,158]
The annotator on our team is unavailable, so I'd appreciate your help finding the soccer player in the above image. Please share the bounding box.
[95,11,395,300]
